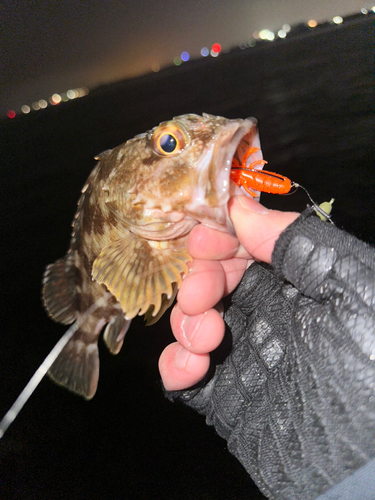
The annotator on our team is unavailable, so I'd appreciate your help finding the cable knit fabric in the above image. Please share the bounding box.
[165,210,375,500]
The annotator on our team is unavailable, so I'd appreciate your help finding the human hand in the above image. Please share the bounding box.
[159,196,299,390]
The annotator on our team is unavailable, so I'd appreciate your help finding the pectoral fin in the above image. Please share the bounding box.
[144,282,178,326]
[92,233,191,320]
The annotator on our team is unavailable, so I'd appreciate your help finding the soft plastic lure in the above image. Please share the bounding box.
[231,147,292,196]
[231,147,334,222]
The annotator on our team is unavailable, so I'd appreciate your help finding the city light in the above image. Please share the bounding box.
[67,89,77,99]
[212,43,221,53]
[259,29,275,41]
[4,86,89,118]
[50,93,62,105]
[38,99,48,109]
[200,47,209,57]
[333,16,343,24]
[277,29,287,38]
[181,51,189,62]
[308,20,318,28]
[7,110,16,119]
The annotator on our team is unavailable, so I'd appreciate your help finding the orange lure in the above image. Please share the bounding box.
[231,147,334,223]
[230,147,292,197]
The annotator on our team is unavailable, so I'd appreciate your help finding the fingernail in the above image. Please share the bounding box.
[237,196,269,214]
[174,347,190,369]
[181,312,207,345]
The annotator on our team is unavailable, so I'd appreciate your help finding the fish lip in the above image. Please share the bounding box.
[224,117,259,172]
[213,117,260,232]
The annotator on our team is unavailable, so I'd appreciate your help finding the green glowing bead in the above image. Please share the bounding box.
[316,198,335,221]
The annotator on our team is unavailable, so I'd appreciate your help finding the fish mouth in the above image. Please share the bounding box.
[204,117,262,233]
[219,117,261,199]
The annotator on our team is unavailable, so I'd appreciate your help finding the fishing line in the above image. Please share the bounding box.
[293,183,335,223]
[0,293,111,439]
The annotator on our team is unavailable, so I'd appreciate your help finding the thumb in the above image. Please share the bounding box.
[229,196,299,264]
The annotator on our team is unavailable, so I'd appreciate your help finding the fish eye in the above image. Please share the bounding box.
[152,122,190,156]
[158,133,177,153]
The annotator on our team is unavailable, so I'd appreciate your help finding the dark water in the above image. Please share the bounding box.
[0,16,374,500]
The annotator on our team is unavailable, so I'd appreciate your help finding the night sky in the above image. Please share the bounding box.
[1,0,370,115]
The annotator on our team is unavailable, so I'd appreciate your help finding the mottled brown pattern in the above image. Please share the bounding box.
[142,154,162,166]
[42,114,260,399]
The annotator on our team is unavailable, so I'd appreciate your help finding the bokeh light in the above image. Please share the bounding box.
[151,62,160,72]
[361,8,368,14]
[259,29,275,41]
[308,20,318,28]
[181,51,189,62]
[38,99,48,109]
[211,43,221,53]
[67,89,77,99]
[50,93,61,105]
[278,29,287,38]
[173,56,182,66]
[200,47,209,57]
[7,110,16,119]
[6,87,90,117]
[282,24,291,33]
[333,16,343,24]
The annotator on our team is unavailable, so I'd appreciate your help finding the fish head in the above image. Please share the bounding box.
[101,113,262,239]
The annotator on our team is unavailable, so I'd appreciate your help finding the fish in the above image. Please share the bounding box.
[42,113,264,399]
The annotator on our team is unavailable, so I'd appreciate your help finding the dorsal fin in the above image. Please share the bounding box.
[92,232,191,321]
[94,149,112,161]
[42,252,79,325]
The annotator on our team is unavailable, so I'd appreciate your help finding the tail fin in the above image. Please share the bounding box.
[48,324,104,400]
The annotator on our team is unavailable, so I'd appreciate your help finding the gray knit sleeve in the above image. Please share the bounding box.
[165,210,375,500]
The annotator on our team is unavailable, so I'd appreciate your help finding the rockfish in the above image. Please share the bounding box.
[42,113,263,399]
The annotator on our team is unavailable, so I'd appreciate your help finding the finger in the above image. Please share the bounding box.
[170,304,225,354]
[188,224,239,260]
[159,342,210,391]
[220,257,251,294]
[230,196,300,263]
[177,259,225,316]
